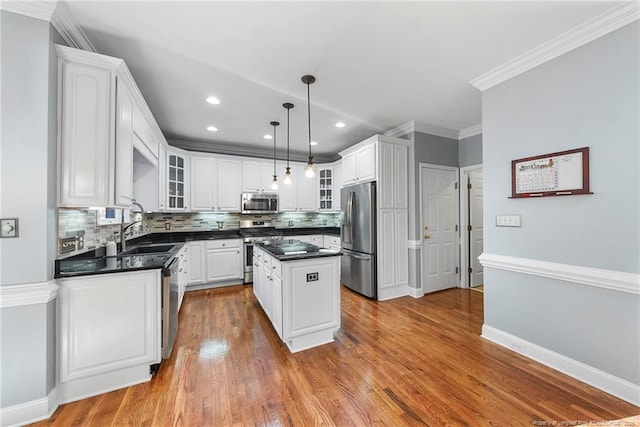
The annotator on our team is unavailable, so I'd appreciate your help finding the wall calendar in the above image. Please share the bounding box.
[511,147,591,198]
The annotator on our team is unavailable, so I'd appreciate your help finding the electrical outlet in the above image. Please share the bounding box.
[507,338,526,354]
[1,218,19,238]
[306,272,319,282]
[165,222,171,230]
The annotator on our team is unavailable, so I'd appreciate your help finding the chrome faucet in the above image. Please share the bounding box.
[120,220,143,252]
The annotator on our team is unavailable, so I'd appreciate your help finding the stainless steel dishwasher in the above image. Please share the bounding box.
[162,257,179,359]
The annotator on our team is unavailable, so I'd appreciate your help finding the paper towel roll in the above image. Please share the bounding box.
[105,241,117,257]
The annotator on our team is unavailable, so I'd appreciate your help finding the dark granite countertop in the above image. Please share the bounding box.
[55,243,184,279]
[255,239,342,261]
[276,227,340,237]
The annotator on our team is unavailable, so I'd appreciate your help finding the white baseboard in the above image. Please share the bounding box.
[407,287,424,298]
[482,325,640,406]
[0,388,57,427]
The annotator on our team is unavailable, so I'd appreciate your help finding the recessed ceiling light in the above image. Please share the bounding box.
[206,126,218,132]
[264,134,273,140]
[335,122,346,128]
[310,141,318,146]
[206,96,220,105]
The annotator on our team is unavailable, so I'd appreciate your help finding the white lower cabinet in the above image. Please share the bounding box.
[253,246,340,352]
[57,270,161,404]
[286,234,323,246]
[187,239,243,288]
[323,235,341,250]
[176,245,188,308]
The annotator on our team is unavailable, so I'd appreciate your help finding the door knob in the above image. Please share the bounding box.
[424,235,431,239]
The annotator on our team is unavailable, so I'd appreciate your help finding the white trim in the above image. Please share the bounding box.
[0,1,58,22]
[384,121,459,141]
[413,121,458,140]
[0,388,58,427]
[458,124,482,140]
[478,253,640,295]
[384,121,415,138]
[459,165,483,288]
[482,325,640,406]
[51,1,96,52]
[407,286,424,299]
[470,2,640,91]
[407,240,422,250]
[0,281,59,308]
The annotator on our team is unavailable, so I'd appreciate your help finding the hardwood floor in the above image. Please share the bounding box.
[33,285,638,426]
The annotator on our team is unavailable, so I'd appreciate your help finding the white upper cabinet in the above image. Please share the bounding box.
[157,144,167,211]
[317,166,334,212]
[333,161,342,211]
[115,80,134,207]
[167,150,189,211]
[57,50,118,207]
[340,140,377,187]
[190,155,241,212]
[279,163,316,212]
[242,160,276,193]
[57,45,167,209]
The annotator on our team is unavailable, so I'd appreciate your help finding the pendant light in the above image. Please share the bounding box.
[282,102,294,185]
[302,75,316,178]
[270,121,279,190]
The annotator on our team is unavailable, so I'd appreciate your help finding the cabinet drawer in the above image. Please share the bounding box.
[262,253,272,270]
[329,236,341,246]
[206,239,241,250]
[271,259,282,277]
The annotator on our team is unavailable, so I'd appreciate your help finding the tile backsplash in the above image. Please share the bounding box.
[58,209,146,257]
[58,209,340,257]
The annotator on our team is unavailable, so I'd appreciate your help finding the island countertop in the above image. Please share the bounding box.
[254,239,341,261]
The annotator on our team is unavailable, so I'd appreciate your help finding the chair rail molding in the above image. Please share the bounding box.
[0,281,59,308]
[478,253,640,295]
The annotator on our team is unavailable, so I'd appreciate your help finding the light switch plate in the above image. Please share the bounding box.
[496,214,521,227]
[1,218,19,238]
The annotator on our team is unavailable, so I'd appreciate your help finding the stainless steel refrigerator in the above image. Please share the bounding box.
[341,182,377,299]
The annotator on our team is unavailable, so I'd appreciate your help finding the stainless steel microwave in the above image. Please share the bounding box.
[241,193,278,214]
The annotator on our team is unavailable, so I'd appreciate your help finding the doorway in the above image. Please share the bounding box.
[459,165,484,289]
[419,164,459,294]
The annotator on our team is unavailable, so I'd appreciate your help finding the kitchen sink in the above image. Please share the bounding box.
[119,244,176,255]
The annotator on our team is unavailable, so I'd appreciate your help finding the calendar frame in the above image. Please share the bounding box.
[510,147,591,198]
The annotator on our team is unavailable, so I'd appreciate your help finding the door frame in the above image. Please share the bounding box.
[418,163,460,294]
[459,164,483,288]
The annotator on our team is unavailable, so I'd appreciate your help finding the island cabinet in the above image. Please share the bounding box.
[253,245,341,352]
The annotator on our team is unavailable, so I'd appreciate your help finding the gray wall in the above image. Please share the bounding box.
[483,22,639,384]
[458,134,482,167]
[0,11,62,408]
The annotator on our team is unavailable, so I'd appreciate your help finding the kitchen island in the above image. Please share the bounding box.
[253,240,342,353]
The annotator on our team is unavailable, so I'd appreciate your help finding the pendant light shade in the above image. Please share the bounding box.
[270,121,279,190]
[302,75,316,178]
[283,103,294,185]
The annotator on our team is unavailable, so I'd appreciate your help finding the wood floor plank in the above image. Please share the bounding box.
[30,285,639,426]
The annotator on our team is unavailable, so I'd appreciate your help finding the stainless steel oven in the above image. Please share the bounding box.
[240,219,279,283]
[241,193,278,214]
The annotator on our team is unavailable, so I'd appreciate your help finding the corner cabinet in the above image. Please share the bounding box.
[57,46,134,208]
[57,270,161,404]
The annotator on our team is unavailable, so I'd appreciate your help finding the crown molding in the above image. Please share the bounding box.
[168,138,337,164]
[384,121,415,138]
[470,2,640,91]
[385,120,459,140]
[51,1,96,52]
[458,124,482,140]
[0,0,57,21]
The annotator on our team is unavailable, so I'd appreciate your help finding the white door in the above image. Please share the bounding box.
[469,169,484,287]
[421,166,458,294]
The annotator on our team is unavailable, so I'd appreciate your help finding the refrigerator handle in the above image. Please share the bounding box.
[349,191,356,244]
[343,250,370,261]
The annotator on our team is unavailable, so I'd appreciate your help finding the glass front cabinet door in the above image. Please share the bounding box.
[318,168,333,211]
[167,153,188,210]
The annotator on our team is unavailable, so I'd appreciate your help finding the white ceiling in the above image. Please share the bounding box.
[62,1,618,159]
